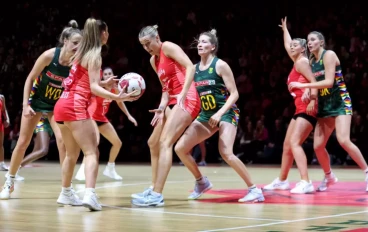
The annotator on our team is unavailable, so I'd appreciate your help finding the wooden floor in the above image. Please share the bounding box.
[0,162,367,232]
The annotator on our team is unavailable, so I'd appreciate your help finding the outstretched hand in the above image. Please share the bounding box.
[116,86,139,102]
[279,16,287,30]
[149,107,164,127]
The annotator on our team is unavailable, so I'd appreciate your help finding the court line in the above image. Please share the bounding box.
[75,179,286,222]
[198,210,368,232]
[102,204,286,222]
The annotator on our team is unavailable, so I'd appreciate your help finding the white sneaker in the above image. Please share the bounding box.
[82,191,102,211]
[263,177,290,190]
[187,177,213,200]
[290,180,314,194]
[74,164,85,181]
[5,172,24,181]
[57,191,83,206]
[238,187,265,203]
[365,174,368,192]
[317,173,338,192]
[131,187,153,199]
[0,162,8,171]
[103,165,122,180]
[0,179,14,200]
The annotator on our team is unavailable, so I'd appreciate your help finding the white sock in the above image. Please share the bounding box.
[62,187,71,193]
[107,162,115,167]
[85,188,95,194]
[248,184,256,189]
[196,176,206,184]
[151,191,162,196]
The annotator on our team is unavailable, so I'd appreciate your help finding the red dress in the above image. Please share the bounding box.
[88,88,115,123]
[54,64,98,121]
[155,43,201,119]
[287,66,317,116]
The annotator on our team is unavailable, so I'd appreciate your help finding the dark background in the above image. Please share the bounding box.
[1,1,367,165]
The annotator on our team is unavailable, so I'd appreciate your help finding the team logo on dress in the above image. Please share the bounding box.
[208,67,213,74]
[195,80,216,86]
[158,69,165,78]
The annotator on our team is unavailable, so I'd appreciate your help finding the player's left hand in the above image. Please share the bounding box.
[209,113,221,128]
[149,108,164,126]
[128,115,138,126]
[301,88,311,103]
[102,76,119,88]
[306,100,316,115]
[176,92,187,112]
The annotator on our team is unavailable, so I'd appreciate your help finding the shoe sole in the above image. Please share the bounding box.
[238,196,265,203]
[103,173,123,180]
[316,178,338,192]
[131,200,165,207]
[57,201,83,206]
[290,188,315,194]
[82,202,102,211]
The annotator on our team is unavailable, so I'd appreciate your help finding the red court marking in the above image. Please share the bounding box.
[343,229,368,232]
[196,182,368,207]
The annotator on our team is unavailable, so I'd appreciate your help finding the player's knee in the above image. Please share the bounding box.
[147,136,158,149]
[336,135,350,148]
[159,138,172,150]
[289,138,302,149]
[83,146,99,157]
[219,146,233,160]
[313,140,325,152]
[174,141,188,156]
[113,139,122,148]
[39,148,49,157]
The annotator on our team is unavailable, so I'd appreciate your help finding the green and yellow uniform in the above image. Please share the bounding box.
[312,50,352,118]
[34,116,54,137]
[194,57,239,126]
[29,47,70,112]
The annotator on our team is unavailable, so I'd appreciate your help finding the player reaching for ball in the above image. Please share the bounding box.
[131,24,201,207]
[74,67,138,181]
[117,72,146,98]
[53,18,137,211]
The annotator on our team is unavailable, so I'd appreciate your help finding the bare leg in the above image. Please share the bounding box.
[175,121,215,179]
[21,131,50,167]
[153,106,193,193]
[289,117,314,182]
[48,113,66,166]
[335,115,368,171]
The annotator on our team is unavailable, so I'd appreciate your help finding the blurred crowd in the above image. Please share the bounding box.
[1,1,367,164]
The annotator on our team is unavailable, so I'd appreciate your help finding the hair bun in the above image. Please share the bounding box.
[153,25,158,29]
[210,29,217,35]
[68,20,78,29]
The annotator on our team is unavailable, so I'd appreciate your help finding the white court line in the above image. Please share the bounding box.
[74,179,285,222]
[198,210,368,232]
[102,204,286,222]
